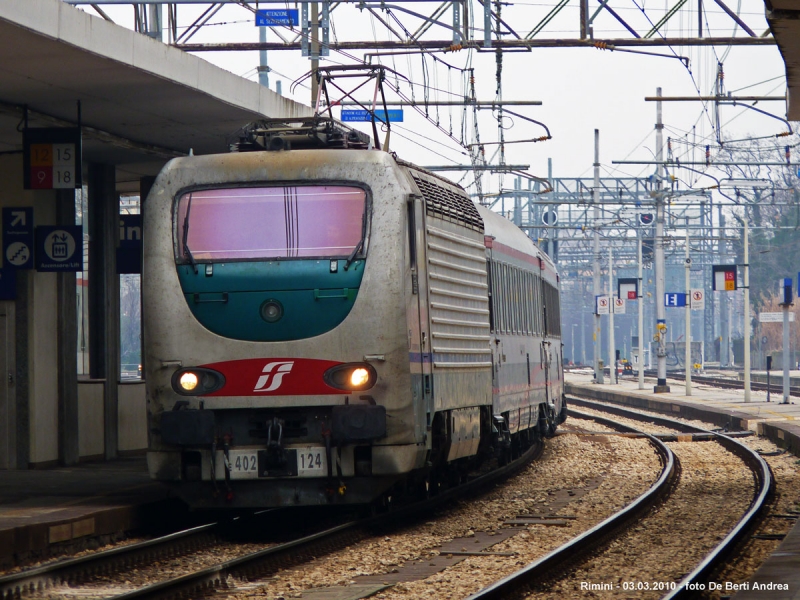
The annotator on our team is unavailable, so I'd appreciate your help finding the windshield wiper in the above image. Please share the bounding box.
[182,193,198,273]
[343,238,364,271]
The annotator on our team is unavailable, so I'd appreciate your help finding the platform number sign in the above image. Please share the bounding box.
[712,265,737,291]
[23,128,81,190]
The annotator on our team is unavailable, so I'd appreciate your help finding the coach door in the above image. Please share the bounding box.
[0,306,14,469]
[541,341,551,406]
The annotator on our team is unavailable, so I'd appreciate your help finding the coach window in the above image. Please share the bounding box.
[503,263,511,334]
[508,265,517,334]
[514,267,522,334]
[524,271,531,335]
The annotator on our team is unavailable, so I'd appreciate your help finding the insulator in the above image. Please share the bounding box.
[777,131,791,137]
[594,41,607,50]
[786,145,791,165]
[705,145,710,166]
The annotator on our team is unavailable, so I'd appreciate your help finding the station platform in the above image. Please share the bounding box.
[565,371,800,600]
[0,457,178,568]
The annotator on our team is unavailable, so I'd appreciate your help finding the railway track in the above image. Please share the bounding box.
[467,396,773,599]
[642,369,800,398]
[0,442,542,600]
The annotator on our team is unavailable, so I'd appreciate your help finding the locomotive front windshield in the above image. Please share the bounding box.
[176,186,366,261]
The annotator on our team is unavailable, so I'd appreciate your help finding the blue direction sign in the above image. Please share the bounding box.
[664,293,687,307]
[117,214,142,274]
[256,9,299,26]
[341,109,404,123]
[0,269,16,300]
[3,207,34,270]
[35,226,82,272]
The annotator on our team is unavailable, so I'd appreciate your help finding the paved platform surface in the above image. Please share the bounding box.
[0,457,175,567]
[566,371,800,600]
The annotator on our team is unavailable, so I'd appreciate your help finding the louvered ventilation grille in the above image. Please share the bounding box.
[412,174,484,232]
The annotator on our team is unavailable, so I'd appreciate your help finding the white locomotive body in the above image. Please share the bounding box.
[144,121,564,509]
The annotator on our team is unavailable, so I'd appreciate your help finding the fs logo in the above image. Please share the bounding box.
[253,361,294,392]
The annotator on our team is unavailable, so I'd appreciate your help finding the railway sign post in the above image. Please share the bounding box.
[779,277,793,404]
[690,289,704,310]
[596,295,609,315]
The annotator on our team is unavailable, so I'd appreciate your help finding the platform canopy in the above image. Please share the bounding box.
[0,0,312,190]
[766,0,800,120]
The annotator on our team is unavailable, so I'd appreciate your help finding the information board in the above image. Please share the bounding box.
[23,128,81,190]
[255,9,299,26]
[341,109,404,123]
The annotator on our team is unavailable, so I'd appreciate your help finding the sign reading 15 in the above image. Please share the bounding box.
[23,128,81,191]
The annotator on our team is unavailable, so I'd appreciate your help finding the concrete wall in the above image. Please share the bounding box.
[78,382,104,459]
[118,382,146,453]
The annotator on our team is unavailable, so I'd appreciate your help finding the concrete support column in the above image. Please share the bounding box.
[14,271,31,469]
[57,189,79,465]
[88,164,120,460]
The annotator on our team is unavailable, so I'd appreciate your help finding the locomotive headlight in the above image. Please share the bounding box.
[179,372,199,391]
[323,363,377,391]
[350,368,370,387]
[172,368,226,396]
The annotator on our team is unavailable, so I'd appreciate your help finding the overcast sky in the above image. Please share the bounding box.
[81,1,789,192]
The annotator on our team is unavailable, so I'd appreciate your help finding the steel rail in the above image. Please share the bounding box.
[567,396,774,599]
[102,442,544,600]
[643,370,800,398]
[0,522,219,600]
[466,408,677,600]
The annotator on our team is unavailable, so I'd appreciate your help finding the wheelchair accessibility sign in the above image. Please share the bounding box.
[36,226,82,272]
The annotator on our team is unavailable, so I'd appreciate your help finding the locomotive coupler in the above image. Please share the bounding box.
[263,417,288,469]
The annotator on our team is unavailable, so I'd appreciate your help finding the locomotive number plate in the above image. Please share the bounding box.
[215,448,327,479]
[216,450,260,479]
[295,447,327,476]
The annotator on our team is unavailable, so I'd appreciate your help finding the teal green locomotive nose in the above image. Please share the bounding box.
[177,258,364,342]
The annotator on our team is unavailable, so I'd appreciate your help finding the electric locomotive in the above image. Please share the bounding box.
[143,118,565,509]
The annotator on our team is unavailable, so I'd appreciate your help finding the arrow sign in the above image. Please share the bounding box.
[10,211,25,227]
[3,207,34,270]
